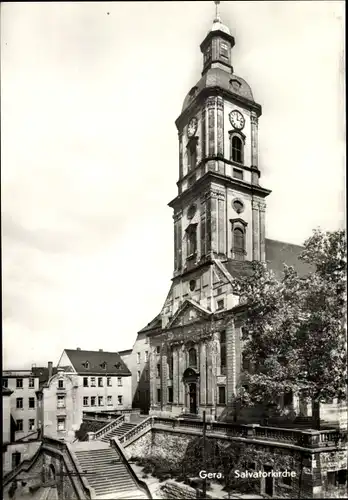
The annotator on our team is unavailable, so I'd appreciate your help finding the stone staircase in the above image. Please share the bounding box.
[74,446,148,499]
[100,422,136,443]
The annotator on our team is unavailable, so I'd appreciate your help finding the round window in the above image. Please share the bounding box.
[232,199,244,214]
[189,280,196,291]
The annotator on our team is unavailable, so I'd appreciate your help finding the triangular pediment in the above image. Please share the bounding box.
[168,299,211,328]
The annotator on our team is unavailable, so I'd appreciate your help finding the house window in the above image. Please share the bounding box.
[28,397,35,409]
[16,378,23,389]
[117,377,122,386]
[90,377,96,387]
[107,377,112,387]
[168,387,173,403]
[145,336,149,344]
[145,351,148,362]
[118,395,123,405]
[16,419,23,431]
[231,135,243,164]
[83,397,89,407]
[156,346,161,354]
[218,386,226,405]
[186,225,197,257]
[84,361,90,369]
[157,389,161,403]
[98,377,103,387]
[188,348,197,368]
[16,398,23,409]
[233,227,245,260]
[217,299,224,310]
[187,142,197,171]
[29,378,35,388]
[29,419,35,431]
[57,417,66,431]
[137,352,140,364]
[220,331,226,375]
[83,377,88,387]
[57,395,65,408]
[2,378,8,388]
[58,379,64,389]
[91,396,96,407]
[233,168,243,180]
[107,396,112,406]
[12,452,21,469]
[98,396,103,406]
[137,371,140,382]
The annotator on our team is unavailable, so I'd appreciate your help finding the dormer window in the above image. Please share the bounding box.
[189,86,198,99]
[114,362,121,370]
[82,361,90,369]
[100,362,107,370]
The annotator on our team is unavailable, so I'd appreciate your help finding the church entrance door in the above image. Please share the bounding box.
[189,383,197,414]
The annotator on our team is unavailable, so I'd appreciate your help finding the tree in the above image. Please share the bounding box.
[235,229,346,429]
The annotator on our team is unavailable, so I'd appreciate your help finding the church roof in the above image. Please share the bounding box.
[182,68,254,113]
[222,238,313,281]
[265,238,314,279]
[63,349,131,376]
[138,314,162,334]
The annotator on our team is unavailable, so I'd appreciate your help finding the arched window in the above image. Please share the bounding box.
[220,331,226,375]
[188,348,197,368]
[188,143,197,171]
[233,227,245,260]
[168,348,174,379]
[231,135,243,164]
[49,464,56,481]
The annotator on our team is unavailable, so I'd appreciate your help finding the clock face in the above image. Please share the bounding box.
[187,117,198,138]
[229,110,245,130]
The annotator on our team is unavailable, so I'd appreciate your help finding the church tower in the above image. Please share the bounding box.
[163,4,271,325]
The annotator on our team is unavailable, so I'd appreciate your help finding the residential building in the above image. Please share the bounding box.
[2,369,40,440]
[57,348,132,412]
[37,367,82,442]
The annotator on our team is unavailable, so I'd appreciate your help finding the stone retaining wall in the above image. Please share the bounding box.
[160,480,213,499]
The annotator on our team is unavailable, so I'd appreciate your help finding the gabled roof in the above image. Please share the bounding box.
[265,238,314,279]
[63,349,131,376]
[167,299,211,329]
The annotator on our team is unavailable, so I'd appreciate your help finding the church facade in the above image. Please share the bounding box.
[138,12,311,419]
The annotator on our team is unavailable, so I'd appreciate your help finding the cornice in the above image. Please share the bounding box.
[176,87,262,131]
[169,170,271,209]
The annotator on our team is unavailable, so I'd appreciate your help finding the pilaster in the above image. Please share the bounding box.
[178,346,184,405]
[200,342,207,406]
[178,133,183,179]
[217,192,226,256]
[207,97,216,156]
[206,339,213,405]
[217,97,224,157]
[173,347,179,404]
[259,202,266,262]
[226,320,236,405]
[150,345,157,409]
[250,113,258,167]
[252,199,260,261]
[201,107,206,160]
[161,351,167,407]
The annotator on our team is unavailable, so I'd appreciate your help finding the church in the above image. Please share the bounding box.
[132,7,312,419]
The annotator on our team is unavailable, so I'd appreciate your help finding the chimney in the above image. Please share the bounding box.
[48,361,53,379]
[76,347,81,351]
[99,349,103,352]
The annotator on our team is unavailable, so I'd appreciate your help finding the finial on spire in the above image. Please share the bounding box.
[214,0,221,22]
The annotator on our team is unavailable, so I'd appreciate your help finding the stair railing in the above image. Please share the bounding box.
[118,416,154,446]
[110,438,152,499]
[94,414,125,440]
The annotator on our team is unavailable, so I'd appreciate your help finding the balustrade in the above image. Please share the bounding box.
[94,414,125,439]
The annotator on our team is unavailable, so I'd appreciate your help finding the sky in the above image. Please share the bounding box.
[1,1,345,369]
